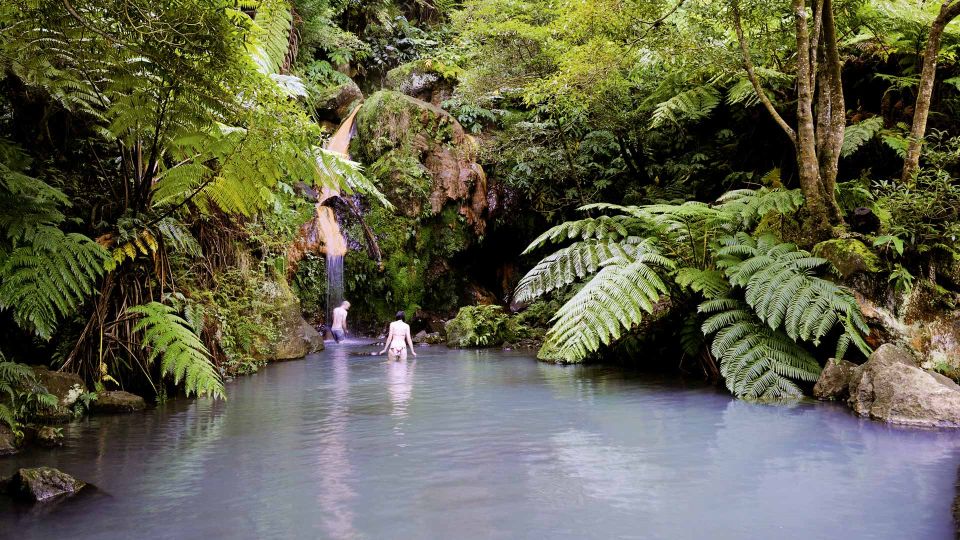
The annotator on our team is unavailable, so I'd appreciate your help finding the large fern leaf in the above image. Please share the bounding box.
[0,228,110,339]
[129,302,225,399]
[539,247,676,363]
[716,233,870,356]
[700,298,821,400]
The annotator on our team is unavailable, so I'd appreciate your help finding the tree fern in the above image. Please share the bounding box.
[129,302,225,399]
[700,298,821,400]
[841,116,884,157]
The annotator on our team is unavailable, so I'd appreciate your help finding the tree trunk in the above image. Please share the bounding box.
[793,0,828,224]
[902,1,960,182]
[815,0,845,223]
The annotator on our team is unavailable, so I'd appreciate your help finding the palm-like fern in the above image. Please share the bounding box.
[517,188,870,400]
[129,302,225,399]
[700,298,821,399]
[0,228,110,339]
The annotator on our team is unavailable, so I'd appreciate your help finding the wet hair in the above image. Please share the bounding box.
[395,311,405,321]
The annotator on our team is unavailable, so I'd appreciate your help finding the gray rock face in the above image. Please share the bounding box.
[847,344,960,427]
[31,368,87,424]
[0,425,18,456]
[813,359,858,400]
[3,467,86,502]
[90,391,146,414]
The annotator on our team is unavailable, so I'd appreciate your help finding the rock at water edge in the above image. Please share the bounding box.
[847,344,960,427]
[90,391,146,414]
[3,467,86,503]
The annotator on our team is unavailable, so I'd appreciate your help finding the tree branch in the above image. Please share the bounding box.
[731,0,798,146]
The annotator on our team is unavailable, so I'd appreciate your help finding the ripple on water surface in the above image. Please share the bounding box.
[2,343,960,539]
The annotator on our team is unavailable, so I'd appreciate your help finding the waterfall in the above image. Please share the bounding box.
[316,205,347,325]
[317,105,360,329]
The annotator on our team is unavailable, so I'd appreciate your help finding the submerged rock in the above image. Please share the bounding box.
[2,467,86,503]
[813,358,858,400]
[847,344,960,427]
[90,391,146,414]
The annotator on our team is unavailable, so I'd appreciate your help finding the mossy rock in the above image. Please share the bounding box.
[812,238,880,278]
[385,59,456,106]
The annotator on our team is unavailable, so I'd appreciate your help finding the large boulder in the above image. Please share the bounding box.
[315,79,362,121]
[2,467,86,503]
[352,90,487,235]
[30,368,86,424]
[90,390,146,414]
[255,276,325,361]
[847,344,960,427]
[813,358,858,400]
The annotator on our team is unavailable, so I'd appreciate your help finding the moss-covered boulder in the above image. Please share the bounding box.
[343,91,489,325]
[812,238,880,278]
[385,59,456,106]
[254,275,324,361]
[0,425,18,456]
[352,90,487,234]
[315,78,362,121]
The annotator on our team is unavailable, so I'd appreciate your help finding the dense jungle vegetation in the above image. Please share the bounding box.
[2,0,960,431]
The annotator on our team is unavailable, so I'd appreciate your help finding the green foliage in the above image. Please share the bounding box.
[445,304,514,347]
[651,85,722,128]
[841,117,884,158]
[717,233,870,359]
[129,302,225,399]
[700,298,821,400]
[0,355,57,433]
[518,188,870,399]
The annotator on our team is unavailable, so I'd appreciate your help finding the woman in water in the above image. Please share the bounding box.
[378,311,417,361]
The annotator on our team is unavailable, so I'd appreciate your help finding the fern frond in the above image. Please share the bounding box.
[701,299,820,400]
[674,267,730,299]
[538,248,676,363]
[129,302,225,399]
[0,228,110,339]
[716,233,870,355]
[841,116,884,158]
[651,85,721,128]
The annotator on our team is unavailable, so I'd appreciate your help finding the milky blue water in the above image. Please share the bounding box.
[2,343,959,539]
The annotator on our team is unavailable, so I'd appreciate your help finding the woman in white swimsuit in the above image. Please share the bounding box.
[378,311,417,361]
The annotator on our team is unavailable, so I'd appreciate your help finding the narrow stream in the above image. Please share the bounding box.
[2,343,959,539]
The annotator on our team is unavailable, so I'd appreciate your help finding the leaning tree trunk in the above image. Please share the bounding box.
[902,0,960,182]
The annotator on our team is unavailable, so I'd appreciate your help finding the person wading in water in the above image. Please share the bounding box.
[379,311,417,361]
[331,301,350,343]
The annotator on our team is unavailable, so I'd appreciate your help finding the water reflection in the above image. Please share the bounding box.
[387,359,415,421]
[2,347,958,539]
[314,344,358,539]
